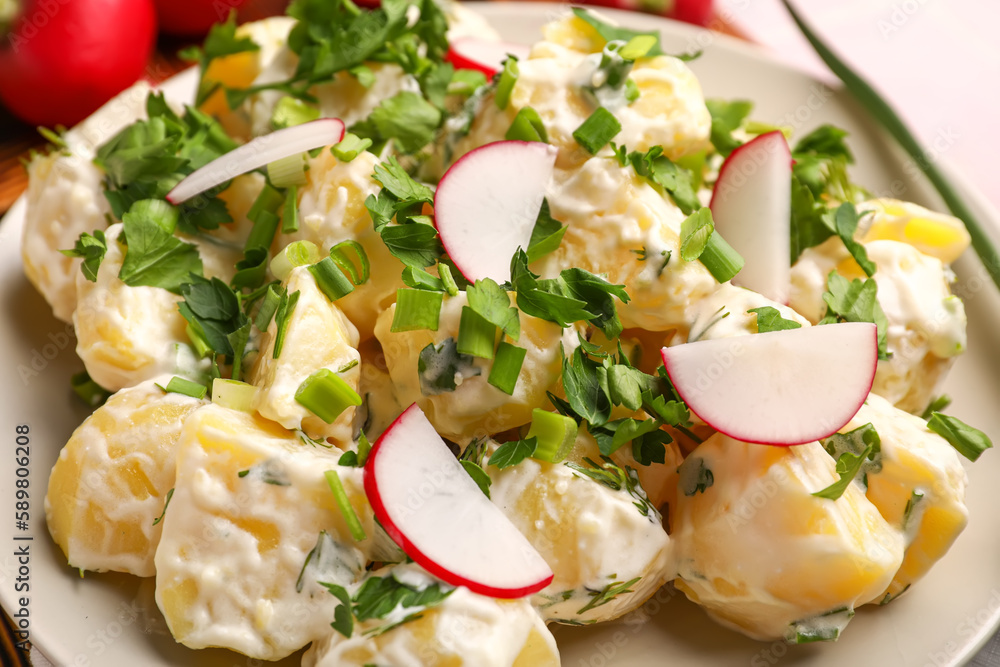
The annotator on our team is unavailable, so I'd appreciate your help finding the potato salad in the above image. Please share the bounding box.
[25,0,994,664]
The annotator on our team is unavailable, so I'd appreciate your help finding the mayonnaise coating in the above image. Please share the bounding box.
[249,266,361,445]
[488,433,672,624]
[671,435,904,641]
[45,377,205,576]
[304,563,559,667]
[154,404,374,661]
[374,292,575,441]
[842,393,968,602]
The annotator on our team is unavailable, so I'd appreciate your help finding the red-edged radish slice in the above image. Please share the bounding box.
[661,322,877,446]
[709,130,792,303]
[434,140,557,283]
[446,37,531,77]
[364,403,554,598]
[166,118,345,204]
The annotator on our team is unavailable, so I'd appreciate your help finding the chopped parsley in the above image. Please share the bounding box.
[677,456,714,496]
[926,412,993,462]
[813,423,882,500]
[526,199,567,263]
[748,306,801,333]
[565,455,657,519]
[818,271,890,360]
[417,338,480,395]
[577,576,642,615]
[324,569,454,639]
[61,230,107,282]
[705,98,753,157]
[488,437,538,470]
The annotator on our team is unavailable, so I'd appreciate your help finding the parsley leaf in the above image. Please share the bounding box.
[348,570,453,637]
[373,157,435,204]
[466,278,520,341]
[488,437,538,469]
[417,338,480,395]
[623,145,700,215]
[320,582,354,638]
[184,12,261,106]
[526,199,567,263]
[460,460,492,497]
[748,306,802,333]
[678,456,714,496]
[789,174,836,263]
[705,99,753,156]
[833,201,876,277]
[819,271,890,359]
[61,230,107,282]
[812,444,874,500]
[178,277,247,356]
[352,91,442,154]
[561,346,612,427]
[117,199,203,293]
[565,455,657,519]
[818,423,882,495]
[577,576,642,615]
[927,413,993,462]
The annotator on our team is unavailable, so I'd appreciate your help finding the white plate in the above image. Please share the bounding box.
[2,4,1000,666]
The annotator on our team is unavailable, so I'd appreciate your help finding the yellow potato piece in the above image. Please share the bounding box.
[154,403,372,660]
[250,265,361,445]
[304,565,560,667]
[489,432,671,624]
[842,394,968,602]
[859,198,971,264]
[45,378,205,577]
[671,434,904,641]
[374,292,568,441]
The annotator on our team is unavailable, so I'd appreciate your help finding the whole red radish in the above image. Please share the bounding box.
[154,0,247,37]
[0,0,156,128]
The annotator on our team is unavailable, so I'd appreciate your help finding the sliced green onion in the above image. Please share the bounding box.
[488,342,526,395]
[333,133,373,162]
[495,57,519,110]
[156,376,208,400]
[212,378,258,412]
[439,263,459,297]
[927,413,993,462]
[330,240,370,285]
[456,306,497,359]
[573,107,621,155]
[526,409,579,463]
[324,469,367,542]
[282,185,300,233]
[700,231,745,283]
[402,266,445,291]
[309,256,354,301]
[270,240,321,281]
[679,207,714,261]
[267,153,308,188]
[620,34,657,61]
[295,368,363,424]
[70,371,110,408]
[185,322,213,358]
[505,106,548,143]
[781,0,1000,293]
[391,289,443,332]
[357,431,371,466]
[255,284,283,331]
[273,289,300,359]
[245,185,284,251]
[271,96,320,130]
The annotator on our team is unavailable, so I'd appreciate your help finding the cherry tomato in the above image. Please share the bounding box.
[154,0,248,36]
[0,0,157,127]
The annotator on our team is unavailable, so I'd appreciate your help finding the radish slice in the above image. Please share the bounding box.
[434,140,557,283]
[364,404,554,598]
[166,118,346,204]
[661,322,877,446]
[710,130,792,303]
[446,37,531,77]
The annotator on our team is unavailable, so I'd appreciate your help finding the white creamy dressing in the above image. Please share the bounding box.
[487,437,672,624]
[154,404,370,661]
[304,563,557,667]
[670,435,905,640]
[250,266,361,446]
[683,282,809,343]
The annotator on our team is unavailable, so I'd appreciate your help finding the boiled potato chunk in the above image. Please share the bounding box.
[844,393,969,602]
[249,265,361,446]
[488,433,671,624]
[154,403,373,660]
[375,292,572,441]
[45,377,205,576]
[671,434,904,641]
[304,563,559,667]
